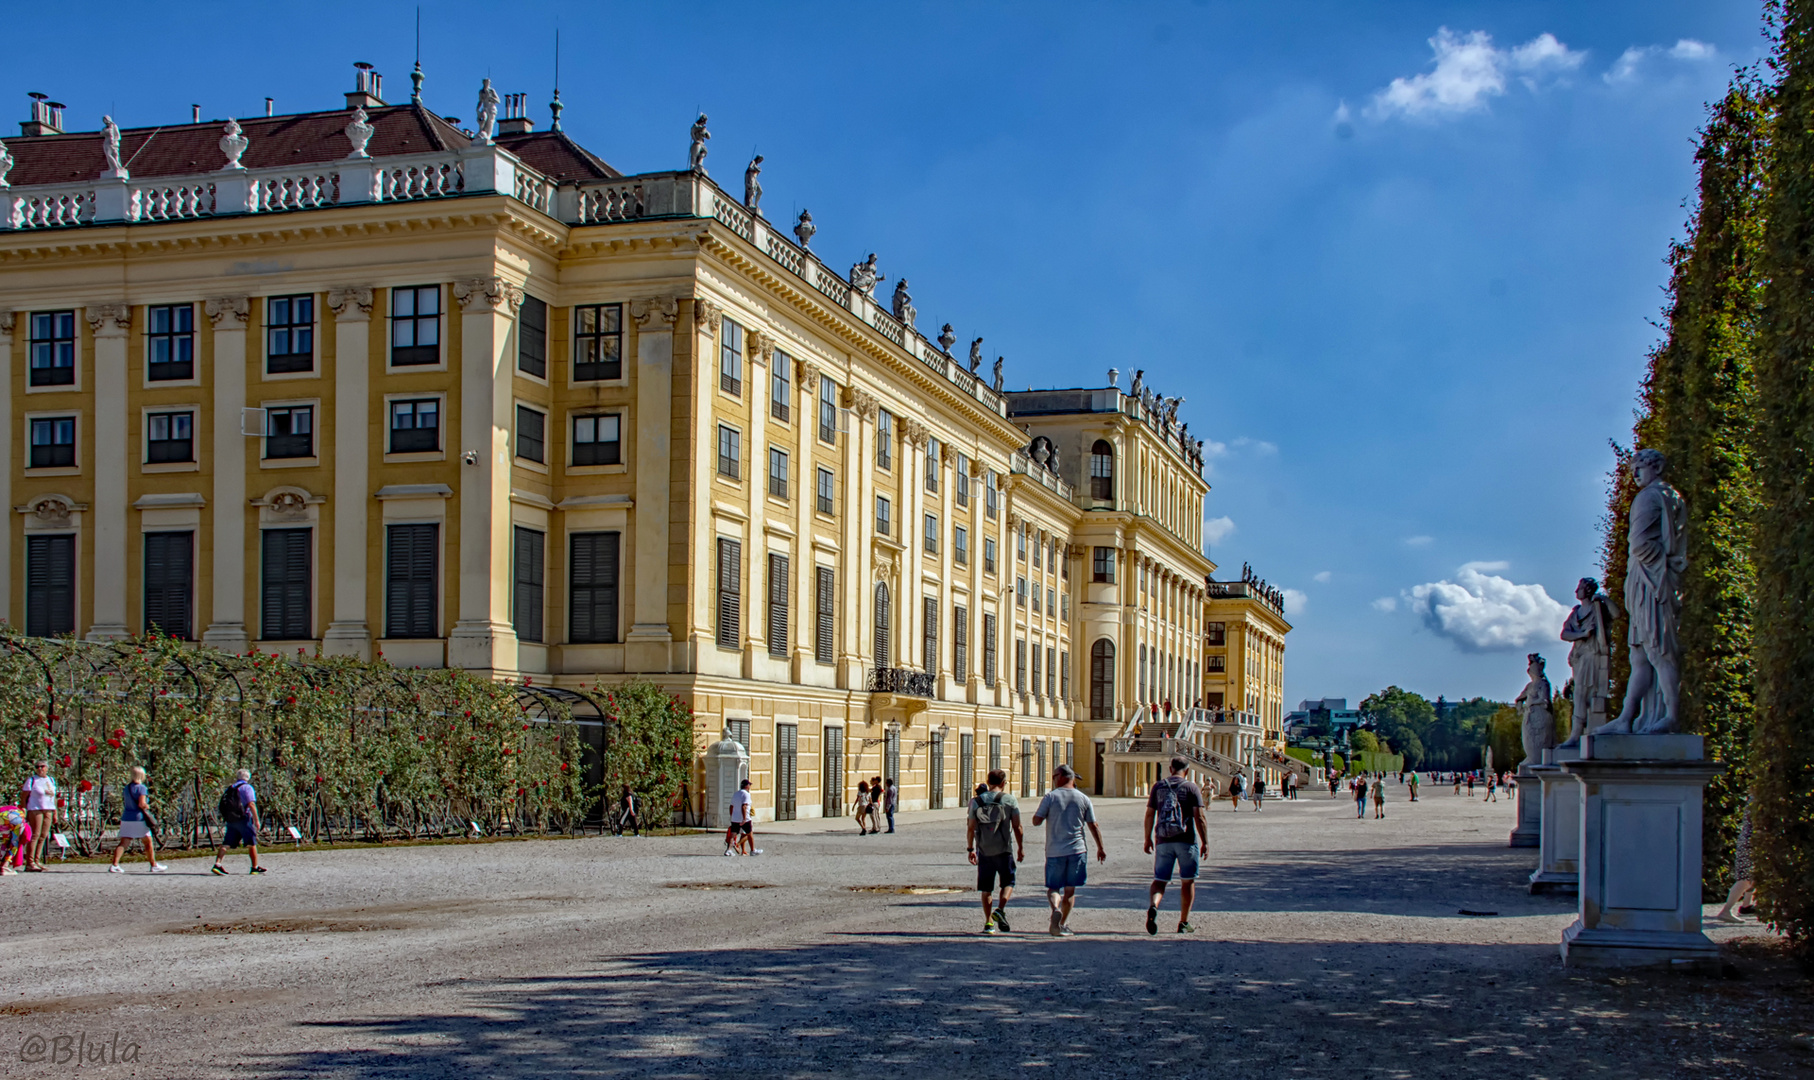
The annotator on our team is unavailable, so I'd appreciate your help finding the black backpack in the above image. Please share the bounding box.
[218,782,247,823]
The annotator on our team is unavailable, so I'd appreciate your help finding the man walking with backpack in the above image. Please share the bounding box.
[1144,757,1209,934]
[966,768,1024,934]
[212,769,266,875]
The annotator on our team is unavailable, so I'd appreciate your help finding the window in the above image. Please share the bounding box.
[572,414,622,466]
[1030,645,1040,697]
[720,317,744,395]
[1061,650,1071,698]
[570,532,621,644]
[954,605,969,680]
[983,613,997,687]
[265,406,313,459]
[954,525,969,566]
[513,527,544,643]
[1093,546,1115,583]
[1090,439,1114,501]
[769,449,789,500]
[389,399,439,453]
[876,410,892,469]
[1090,639,1116,719]
[777,721,799,820]
[260,528,311,640]
[1208,655,1226,672]
[925,438,940,493]
[875,496,891,536]
[727,719,751,751]
[1206,621,1227,646]
[515,405,545,464]
[28,417,75,469]
[716,538,742,649]
[1032,585,1041,614]
[956,455,970,506]
[266,294,315,373]
[26,535,75,637]
[815,566,836,664]
[985,471,998,518]
[819,375,837,443]
[960,732,975,800]
[984,538,997,574]
[923,596,938,672]
[1061,593,1070,620]
[517,294,547,378]
[989,732,1003,773]
[1047,646,1057,698]
[717,425,741,480]
[923,513,938,554]
[1047,587,1056,613]
[1017,526,1027,562]
[771,354,791,421]
[1017,577,1027,607]
[147,304,195,381]
[874,584,891,667]
[143,531,194,639]
[389,285,441,366]
[824,726,846,818]
[1037,740,1047,795]
[146,410,194,463]
[816,468,835,516]
[29,311,76,387]
[385,524,438,638]
[1022,739,1032,796]
[573,304,623,381]
[767,553,789,656]
[1016,639,1026,694]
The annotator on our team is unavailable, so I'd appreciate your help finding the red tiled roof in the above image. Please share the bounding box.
[494,129,620,181]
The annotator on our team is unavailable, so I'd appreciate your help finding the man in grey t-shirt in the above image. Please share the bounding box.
[1031,764,1107,937]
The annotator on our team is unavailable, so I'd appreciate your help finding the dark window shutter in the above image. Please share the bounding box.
[983,613,997,687]
[570,532,620,644]
[385,524,438,638]
[26,535,75,637]
[260,528,312,639]
[717,538,742,648]
[815,566,835,663]
[144,532,195,639]
[514,527,545,643]
[953,605,968,681]
[518,295,547,377]
[922,596,938,672]
[768,553,789,656]
[874,585,890,668]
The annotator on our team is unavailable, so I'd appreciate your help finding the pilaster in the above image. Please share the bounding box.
[447,276,523,674]
[742,328,770,674]
[626,296,679,672]
[790,356,817,682]
[86,303,132,640]
[201,297,252,652]
[321,286,373,659]
[0,312,12,622]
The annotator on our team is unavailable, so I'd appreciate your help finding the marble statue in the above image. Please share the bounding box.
[892,278,915,327]
[219,119,248,170]
[1,139,17,187]
[793,208,815,248]
[1515,653,1556,764]
[849,254,882,296]
[689,114,711,174]
[992,357,1004,393]
[476,79,500,144]
[743,155,763,214]
[938,324,956,353]
[1593,448,1687,736]
[1559,576,1617,746]
[101,115,125,177]
[968,337,983,374]
[1130,368,1145,400]
[345,107,374,158]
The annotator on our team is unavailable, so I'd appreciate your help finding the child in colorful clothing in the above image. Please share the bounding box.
[0,805,30,873]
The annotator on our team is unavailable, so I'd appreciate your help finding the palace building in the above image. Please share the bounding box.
[0,68,1289,818]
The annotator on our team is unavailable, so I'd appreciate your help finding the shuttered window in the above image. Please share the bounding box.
[517,294,547,377]
[815,566,835,664]
[874,584,891,667]
[1047,646,1057,698]
[983,613,997,687]
[717,538,742,649]
[260,528,311,640]
[953,605,968,681]
[570,532,621,644]
[385,524,438,638]
[143,531,195,639]
[513,527,544,643]
[767,553,789,656]
[922,596,938,672]
[25,535,74,637]
[1015,638,1026,693]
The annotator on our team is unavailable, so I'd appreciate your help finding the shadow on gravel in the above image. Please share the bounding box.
[260,935,1811,1080]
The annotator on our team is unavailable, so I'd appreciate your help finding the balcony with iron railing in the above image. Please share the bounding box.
[869,665,936,699]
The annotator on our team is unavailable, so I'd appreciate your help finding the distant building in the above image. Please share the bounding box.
[1284,697,1360,737]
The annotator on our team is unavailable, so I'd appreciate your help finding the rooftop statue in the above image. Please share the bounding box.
[1559,576,1617,747]
[1130,369,1145,399]
[849,253,882,296]
[793,208,815,248]
[219,119,248,170]
[689,114,711,174]
[891,278,916,327]
[0,139,12,186]
[345,107,374,158]
[744,154,763,214]
[992,357,1004,393]
[475,79,500,144]
[101,115,126,177]
[968,337,984,374]
[1515,652,1557,764]
[1592,448,1686,736]
[938,324,956,353]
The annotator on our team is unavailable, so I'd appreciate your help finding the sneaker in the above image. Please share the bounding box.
[149,864,168,874]
[249,866,267,875]
[751,849,764,856]
[983,922,999,935]
[1146,906,1159,936]
[210,864,228,876]
[1178,921,1196,934]
[107,865,125,874]
[992,909,1010,933]
[1058,924,1076,937]
[724,848,735,857]
[1048,910,1063,937]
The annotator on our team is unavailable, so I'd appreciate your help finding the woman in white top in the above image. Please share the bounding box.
[21,761,57,872]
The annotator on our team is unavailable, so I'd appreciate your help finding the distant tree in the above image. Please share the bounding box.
[1349,729,1379,754]
[1488,705,1523,774]
[1358,686,1432,768]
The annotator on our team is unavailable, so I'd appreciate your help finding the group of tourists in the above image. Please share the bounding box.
[851,777,898,835]
[3,761,266,875]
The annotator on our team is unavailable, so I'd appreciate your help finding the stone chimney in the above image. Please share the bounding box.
[20,92,64,136]
[498,92,534,135]
[345,62,386,109]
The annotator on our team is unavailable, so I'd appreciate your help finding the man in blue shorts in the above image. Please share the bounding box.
[212,769,266,875]
[1031,764,1107,937]
[1144,757,1209,934]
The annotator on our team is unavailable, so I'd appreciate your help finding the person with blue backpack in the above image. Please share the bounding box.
[211,769,266,876]
[1143,757,1209,934]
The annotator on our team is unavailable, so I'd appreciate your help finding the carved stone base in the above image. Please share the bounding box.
[201,622,252,655]
[1529,753,1581,893]
[1509,768,1542,848]
[85,624,131,642]
[624,623,674,674]
[447,619,519,673]
[321,621,373,661]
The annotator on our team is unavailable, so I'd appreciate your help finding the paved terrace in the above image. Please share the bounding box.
[0,779,1801,1079]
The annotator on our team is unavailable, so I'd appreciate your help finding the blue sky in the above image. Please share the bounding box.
[12,1,1761,706]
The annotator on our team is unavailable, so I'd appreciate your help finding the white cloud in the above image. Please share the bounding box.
[1364,27,1584,120]
[1405,563,1569,652]
[1605,38,1718,84]
[1282,588,1308,616]
[1404,535,1434,547]
[1203,515,1236,545]
[1230,437,1279,456]
[1372,597,1398,613]
[1313,570,1332,584]
[1671,39,1715,61]
[1201,439,1229,460]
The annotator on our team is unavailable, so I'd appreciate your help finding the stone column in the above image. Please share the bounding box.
[202,296,251,652]
[322,287,374,658]
[625,296,680,673]
[86,303,132,640]
[447,277,523,674]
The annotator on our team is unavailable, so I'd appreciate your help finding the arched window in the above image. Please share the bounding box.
[1089,440,1114,501]
[874,583,891,668]
[1090,638,1116,720]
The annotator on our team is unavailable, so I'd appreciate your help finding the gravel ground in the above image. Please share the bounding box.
[0,780,1805,1079]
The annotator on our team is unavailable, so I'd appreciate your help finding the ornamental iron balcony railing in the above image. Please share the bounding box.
[869,666,936,699]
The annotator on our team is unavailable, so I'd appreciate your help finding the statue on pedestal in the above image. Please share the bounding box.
[743,155,763,213]
[1593,448,1686,735]
[891,278,915,327]
[1515,653,1556,765]
[475,79,500,144]
[849,254,882,296]
[1559,576,1617,746]
[968,337,983,374]
[101,115,126,177]
[689,114,711,174]
[992,357,1004,392]
[937,324,955,353]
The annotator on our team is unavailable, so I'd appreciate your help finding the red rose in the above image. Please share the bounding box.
[77,780,93,792]
[112,729,125,738]
[44,737,54,746]
[58,755,71,768]
[560,763,570,773]
[315,775,325,784]
[286,696,296,705]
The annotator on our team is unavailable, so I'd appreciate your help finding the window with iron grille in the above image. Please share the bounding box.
[819,375,837,443]
[769,449,789,501]
[922,596,937,672]
[389,399,439,453]
[923,513,938,554]
[954,604,968,681]
[716,538,742,649]
[1093,546,1115,583]
[875,496,891,536]
[816,467,835,516]
[925,438,939,492]
[513,527,544,643]
[984,538,996,574]
[147,304,195,380]
[954,525,968,566]
[515,405,546,464]
[767,553,789,656]
[717,425,741,480]
[720,317,743,396]
[144,531,194,639]
[389,286,441,366]
[29,311,76,387]
[260,527,311,640]
[385,524,438,638]
[266,294,314,374]
[572,414,621,466]
[570,532,621,644]
[26,535,75,637]
[146,411,194,464]
[573,304,623,381]
[876,410,892,469]
[29,417,75,469]
[517,294,547,378]
[983,613,997,687]
[815,566,835,664]
[771,353,791,421]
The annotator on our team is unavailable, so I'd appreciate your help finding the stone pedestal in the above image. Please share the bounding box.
[704,735,750,829]
[1509,767,1543,847]
[1528,748,1581,893]
[1559,734,1721,967]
